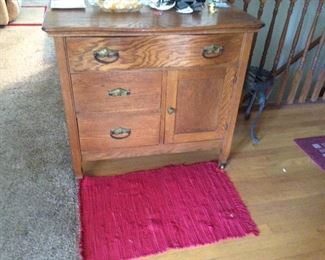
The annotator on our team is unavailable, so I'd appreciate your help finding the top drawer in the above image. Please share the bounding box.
[66,34,243,73]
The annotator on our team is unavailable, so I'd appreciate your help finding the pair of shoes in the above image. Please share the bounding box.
[176,0,205,14]
[149,0,176,11]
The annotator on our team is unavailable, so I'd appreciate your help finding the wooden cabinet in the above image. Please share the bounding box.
[43,5,262,178]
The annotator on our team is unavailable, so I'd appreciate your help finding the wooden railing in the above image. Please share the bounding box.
[230,0,325,105]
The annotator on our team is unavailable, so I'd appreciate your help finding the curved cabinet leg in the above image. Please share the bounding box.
[218,162,227,170]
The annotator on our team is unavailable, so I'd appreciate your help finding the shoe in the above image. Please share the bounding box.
[176,0,193,13]
[191,1,204,11]
[176,6,193,13]
[149,0,176,11]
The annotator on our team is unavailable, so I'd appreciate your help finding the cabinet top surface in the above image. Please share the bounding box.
[42,4,263,36]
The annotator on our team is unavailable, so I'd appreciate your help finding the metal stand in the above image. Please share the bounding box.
[244,66,274,144]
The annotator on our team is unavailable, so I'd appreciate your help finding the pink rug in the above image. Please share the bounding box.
[79,162,259,259]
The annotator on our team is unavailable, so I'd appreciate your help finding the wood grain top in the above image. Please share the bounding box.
[42,5,263,36]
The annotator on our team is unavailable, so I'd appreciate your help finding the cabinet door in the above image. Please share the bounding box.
[165,67,236,144]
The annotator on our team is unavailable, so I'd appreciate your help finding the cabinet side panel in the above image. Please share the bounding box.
[54,37,83,178]
[220,32,254,164]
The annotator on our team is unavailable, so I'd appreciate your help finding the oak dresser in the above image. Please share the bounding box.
[42,4,262,178]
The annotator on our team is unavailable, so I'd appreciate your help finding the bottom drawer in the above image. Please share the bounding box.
[78,113,161,152]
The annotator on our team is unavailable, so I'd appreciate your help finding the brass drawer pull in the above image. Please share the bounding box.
[110,127,131,139]
[108,88,131,97]
[202,44,224,59]
[94,47,119,64]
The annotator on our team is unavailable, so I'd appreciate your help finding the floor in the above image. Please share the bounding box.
[1,2,324,258]
[87,104,325,260]
[146,104,325,259]
[0,18,79,260]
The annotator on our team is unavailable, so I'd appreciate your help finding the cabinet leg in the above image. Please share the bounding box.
[218,162,227,170]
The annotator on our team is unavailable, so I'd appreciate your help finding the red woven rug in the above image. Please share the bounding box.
[79,162,258,259]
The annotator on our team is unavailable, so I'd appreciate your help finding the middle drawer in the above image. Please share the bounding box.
[71,70,162,113]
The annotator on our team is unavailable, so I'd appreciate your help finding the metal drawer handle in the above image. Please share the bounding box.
[94,47,119,64]
[110,127,131,139]
[167,106,176,114]
[202,44,224,59]
[108,88,131,97]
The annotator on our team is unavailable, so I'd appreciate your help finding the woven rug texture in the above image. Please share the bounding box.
[295,136,325,171]
[80,162,259,260]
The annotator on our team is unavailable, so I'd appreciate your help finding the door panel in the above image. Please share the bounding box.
[165,66,236,144]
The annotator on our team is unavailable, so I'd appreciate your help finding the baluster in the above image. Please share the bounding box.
[259,0,282,70]
[272,0,296,75]
[276,0,311,105]
[316,66,325,101]
[243,0,251,12]
[249,0,267,62]
[256,0,267,22]
[309,31,325,102]
[322,67,325,101]
[275,36,321,77]
[288,0,324,104]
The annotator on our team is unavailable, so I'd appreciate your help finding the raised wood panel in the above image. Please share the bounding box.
[78,113,161,152]
[165,66,236,144]
[67,34,243,72]
[174,69,224,134]
[71,70,162,113]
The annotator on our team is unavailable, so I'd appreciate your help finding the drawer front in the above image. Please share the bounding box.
[71,71,162,113]
[67,34,243,72]
[78,113,161,151]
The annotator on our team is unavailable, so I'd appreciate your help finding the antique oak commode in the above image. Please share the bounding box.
[42,5,262,178]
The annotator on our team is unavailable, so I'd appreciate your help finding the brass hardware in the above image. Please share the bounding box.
[110,127,131,139]
[202,44,224,59]
[108,88,131,97]
[94,47,119,64]
[167,106,176,114]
